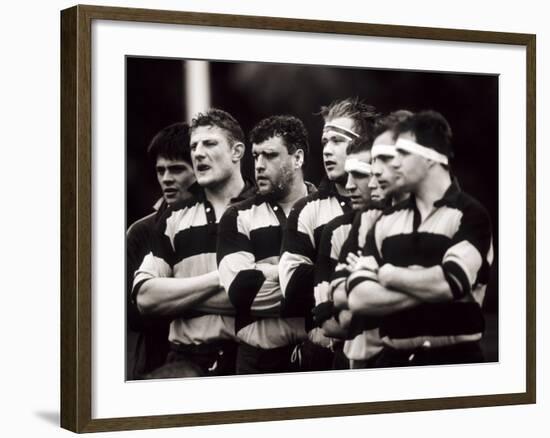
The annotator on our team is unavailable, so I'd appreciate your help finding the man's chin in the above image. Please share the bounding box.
[196,175,219,188]
[327,170,347,184]
[257,188,271,196]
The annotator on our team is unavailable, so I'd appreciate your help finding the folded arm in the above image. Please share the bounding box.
[134,259,221,316]
[347,271,422,317]
[378,264,453,302]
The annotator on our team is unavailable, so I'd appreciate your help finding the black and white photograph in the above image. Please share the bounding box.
[125,57,498,380]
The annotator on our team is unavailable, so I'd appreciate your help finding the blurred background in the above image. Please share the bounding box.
[126,56,498,360]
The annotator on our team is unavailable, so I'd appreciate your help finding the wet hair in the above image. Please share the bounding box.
[346,136,372,155]
[190,108,245,145]
[373,110,414,138]
[146,122,191,164]
[319,97,380,145]
[393,110,454,159]
[249,115,309,159]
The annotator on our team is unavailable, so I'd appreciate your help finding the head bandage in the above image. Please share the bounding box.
[323,123,360,141]
[345,157,372,175]
[395,138,449,165]
[372,144,397,159]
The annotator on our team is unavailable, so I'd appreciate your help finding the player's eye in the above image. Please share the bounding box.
[170,165,187,173]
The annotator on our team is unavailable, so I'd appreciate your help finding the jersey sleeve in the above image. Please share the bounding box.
[442,200,493,300]
[131,208,176,303]
[217,206,282,316]
[311,220,338,327]
[279,198,316,317]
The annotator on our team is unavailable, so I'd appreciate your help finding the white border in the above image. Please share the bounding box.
[92,19,526,419]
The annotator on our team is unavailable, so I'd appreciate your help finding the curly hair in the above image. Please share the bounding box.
[190,108,245,145]
[319,97,380,145]
[249,115,309,158]
[146,122,191,164]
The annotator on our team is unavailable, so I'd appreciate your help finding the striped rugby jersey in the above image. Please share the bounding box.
[132,181,255,346]
[216,185,315,349]
[279,178,352,344]
[314,208,384,361]
[359,182,493,350]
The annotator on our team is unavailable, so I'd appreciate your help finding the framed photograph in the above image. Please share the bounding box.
[60,4,536,433]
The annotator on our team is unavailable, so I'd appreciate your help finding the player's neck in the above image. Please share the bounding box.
[414,168,451,220]
[205,172,245,213]
[334,181,348,197]
[392,191,409,205]
[279,176,307,216]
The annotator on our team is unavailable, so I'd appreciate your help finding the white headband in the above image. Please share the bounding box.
[372,144,397,159]
[345,157,372,175]
[323,123,360,141]
[395,138,449,165]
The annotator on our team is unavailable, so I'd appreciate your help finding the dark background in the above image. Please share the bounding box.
[126,57,499,358]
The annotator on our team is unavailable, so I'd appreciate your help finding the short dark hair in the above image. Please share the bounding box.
[373,110,414,138]
[346,137,372,155]
[319,97,379,145]
[190,108,245,145]
[146,122,191,164]
[249,115,309,159]
[394,110,454,159]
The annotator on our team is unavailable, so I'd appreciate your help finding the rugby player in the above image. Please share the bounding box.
[132,109,254,377]
[279,98,379,371]
[345,110,493,367]
[217,115,313,374]
[126,122,195,379]
[312,136,383,369]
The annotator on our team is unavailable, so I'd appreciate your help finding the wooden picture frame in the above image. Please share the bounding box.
[60,4,536,433]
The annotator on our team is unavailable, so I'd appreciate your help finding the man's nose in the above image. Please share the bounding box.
[193,142,206,158]
[345,174,355,191]
[368,175,378,188]
[255,155,266,171]
[161,170,174,183]
[323,143,335,157]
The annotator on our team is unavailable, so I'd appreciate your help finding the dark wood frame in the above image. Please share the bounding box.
[60,4,536,433]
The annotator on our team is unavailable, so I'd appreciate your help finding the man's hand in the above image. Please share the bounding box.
[321,317,349,339]
[346,252,379,275]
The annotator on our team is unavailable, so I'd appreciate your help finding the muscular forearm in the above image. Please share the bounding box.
[379,265,453,302]
[348,280,421,316]
[136,271,220,316]
[194,288,235,315]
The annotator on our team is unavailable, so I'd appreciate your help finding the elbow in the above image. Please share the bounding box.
[135,283,157,315]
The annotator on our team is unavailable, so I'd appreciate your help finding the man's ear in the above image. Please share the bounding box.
[231,142,245,162]
[294,149,305,169]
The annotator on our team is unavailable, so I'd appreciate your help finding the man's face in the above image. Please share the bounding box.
[190,125,238,189]
[372,130,400,198]
[391,131,429,192]
[155,156,195,205]
[345,150,372,210]
[253,135,296,198]
[322,116,356,183]
[368,174,385,203]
